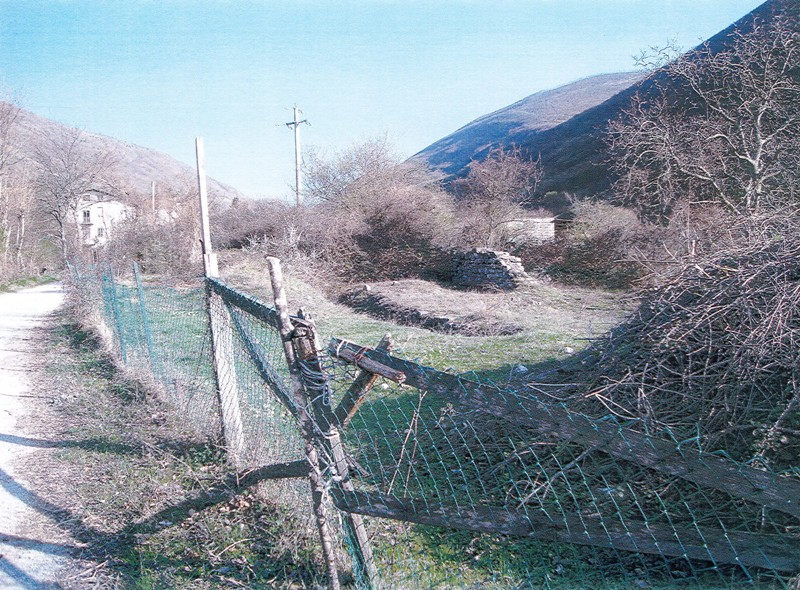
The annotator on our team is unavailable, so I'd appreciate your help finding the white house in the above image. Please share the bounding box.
[75,198,133,247]
[504,216,556,244]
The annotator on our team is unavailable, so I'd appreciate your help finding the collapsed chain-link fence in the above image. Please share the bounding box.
[68,262,800,589]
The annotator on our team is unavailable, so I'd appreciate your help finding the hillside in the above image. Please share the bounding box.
[9,105,244,203]
[414,71,645,196]
[414,0,788,203]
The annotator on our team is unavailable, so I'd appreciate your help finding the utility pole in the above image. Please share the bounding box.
[284,105,309,206]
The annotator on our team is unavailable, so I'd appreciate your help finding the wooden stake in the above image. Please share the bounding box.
[267,257,341,590]
[295,310,378,588]
[195,137,218,278]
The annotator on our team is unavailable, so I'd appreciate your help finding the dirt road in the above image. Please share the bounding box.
[0,283,72,589]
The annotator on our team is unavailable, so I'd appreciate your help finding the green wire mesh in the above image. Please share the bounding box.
[68,262,800,590]
[321,343,799,589]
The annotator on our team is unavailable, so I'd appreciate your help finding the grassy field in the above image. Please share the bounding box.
[58,256,794,589]
[217,250,631,381]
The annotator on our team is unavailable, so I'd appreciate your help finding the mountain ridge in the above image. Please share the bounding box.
[8,103,245,204]
[414,0,790,203]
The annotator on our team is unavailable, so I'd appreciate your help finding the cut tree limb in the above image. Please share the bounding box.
[332,489,800,573]
[329,339,800,519]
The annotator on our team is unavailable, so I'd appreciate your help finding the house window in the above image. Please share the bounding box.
[97,227,105,238]
[82,210,90,223]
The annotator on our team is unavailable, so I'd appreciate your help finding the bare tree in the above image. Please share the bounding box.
[0,98,22,174]
[300,137,456,279]
[31,127,118,263]
[2,167,36,268]
[304,136,444,209]
[608,12,800,221]
[455,145,544,248]
[0,96,27,275]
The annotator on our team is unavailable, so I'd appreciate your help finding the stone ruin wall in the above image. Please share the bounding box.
[453,249,533,291]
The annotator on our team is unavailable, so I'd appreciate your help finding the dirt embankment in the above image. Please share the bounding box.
[340,280,529,336]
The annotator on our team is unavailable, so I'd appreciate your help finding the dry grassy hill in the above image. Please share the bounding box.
[9,104,244,203]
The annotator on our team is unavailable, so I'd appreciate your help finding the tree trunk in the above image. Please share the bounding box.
[14,212,24,267]
[57,216,69,264]
[0,181,8,264]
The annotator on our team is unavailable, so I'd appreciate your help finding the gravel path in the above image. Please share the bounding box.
[0,283,71,589]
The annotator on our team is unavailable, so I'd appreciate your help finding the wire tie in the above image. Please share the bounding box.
[353,346,371,363]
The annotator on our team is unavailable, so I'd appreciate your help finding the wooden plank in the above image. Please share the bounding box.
[331,489,800,573]
[329,339,800,519]
[333,334,394,428]
[332,340,406,384]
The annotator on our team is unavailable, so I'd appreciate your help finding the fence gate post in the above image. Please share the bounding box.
[294,309,378,589]
[267,257,342,590]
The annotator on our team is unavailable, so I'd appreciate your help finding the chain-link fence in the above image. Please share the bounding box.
[68,261,800,590]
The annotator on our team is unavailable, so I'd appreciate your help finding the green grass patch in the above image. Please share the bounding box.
[0,273,58,292]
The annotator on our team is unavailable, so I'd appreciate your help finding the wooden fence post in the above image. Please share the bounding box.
[267,257,342,590]
[196,137,245,463]
[294,309,379,589]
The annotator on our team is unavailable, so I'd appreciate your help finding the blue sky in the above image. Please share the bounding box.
[0,0,766,200]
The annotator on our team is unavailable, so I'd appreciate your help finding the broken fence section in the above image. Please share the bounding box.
[71,261,800,589]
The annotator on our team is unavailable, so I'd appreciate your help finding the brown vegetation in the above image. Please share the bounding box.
[454,145,544,249]
[546,215,800,471]
[608,10,800,220]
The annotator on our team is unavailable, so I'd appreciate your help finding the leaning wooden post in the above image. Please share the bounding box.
[294,309,379,589]
[267,257,341,590]
[197,137,245,463]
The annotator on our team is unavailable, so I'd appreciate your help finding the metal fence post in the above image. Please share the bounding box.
[132,262,156,374]
[102,265,127,363]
